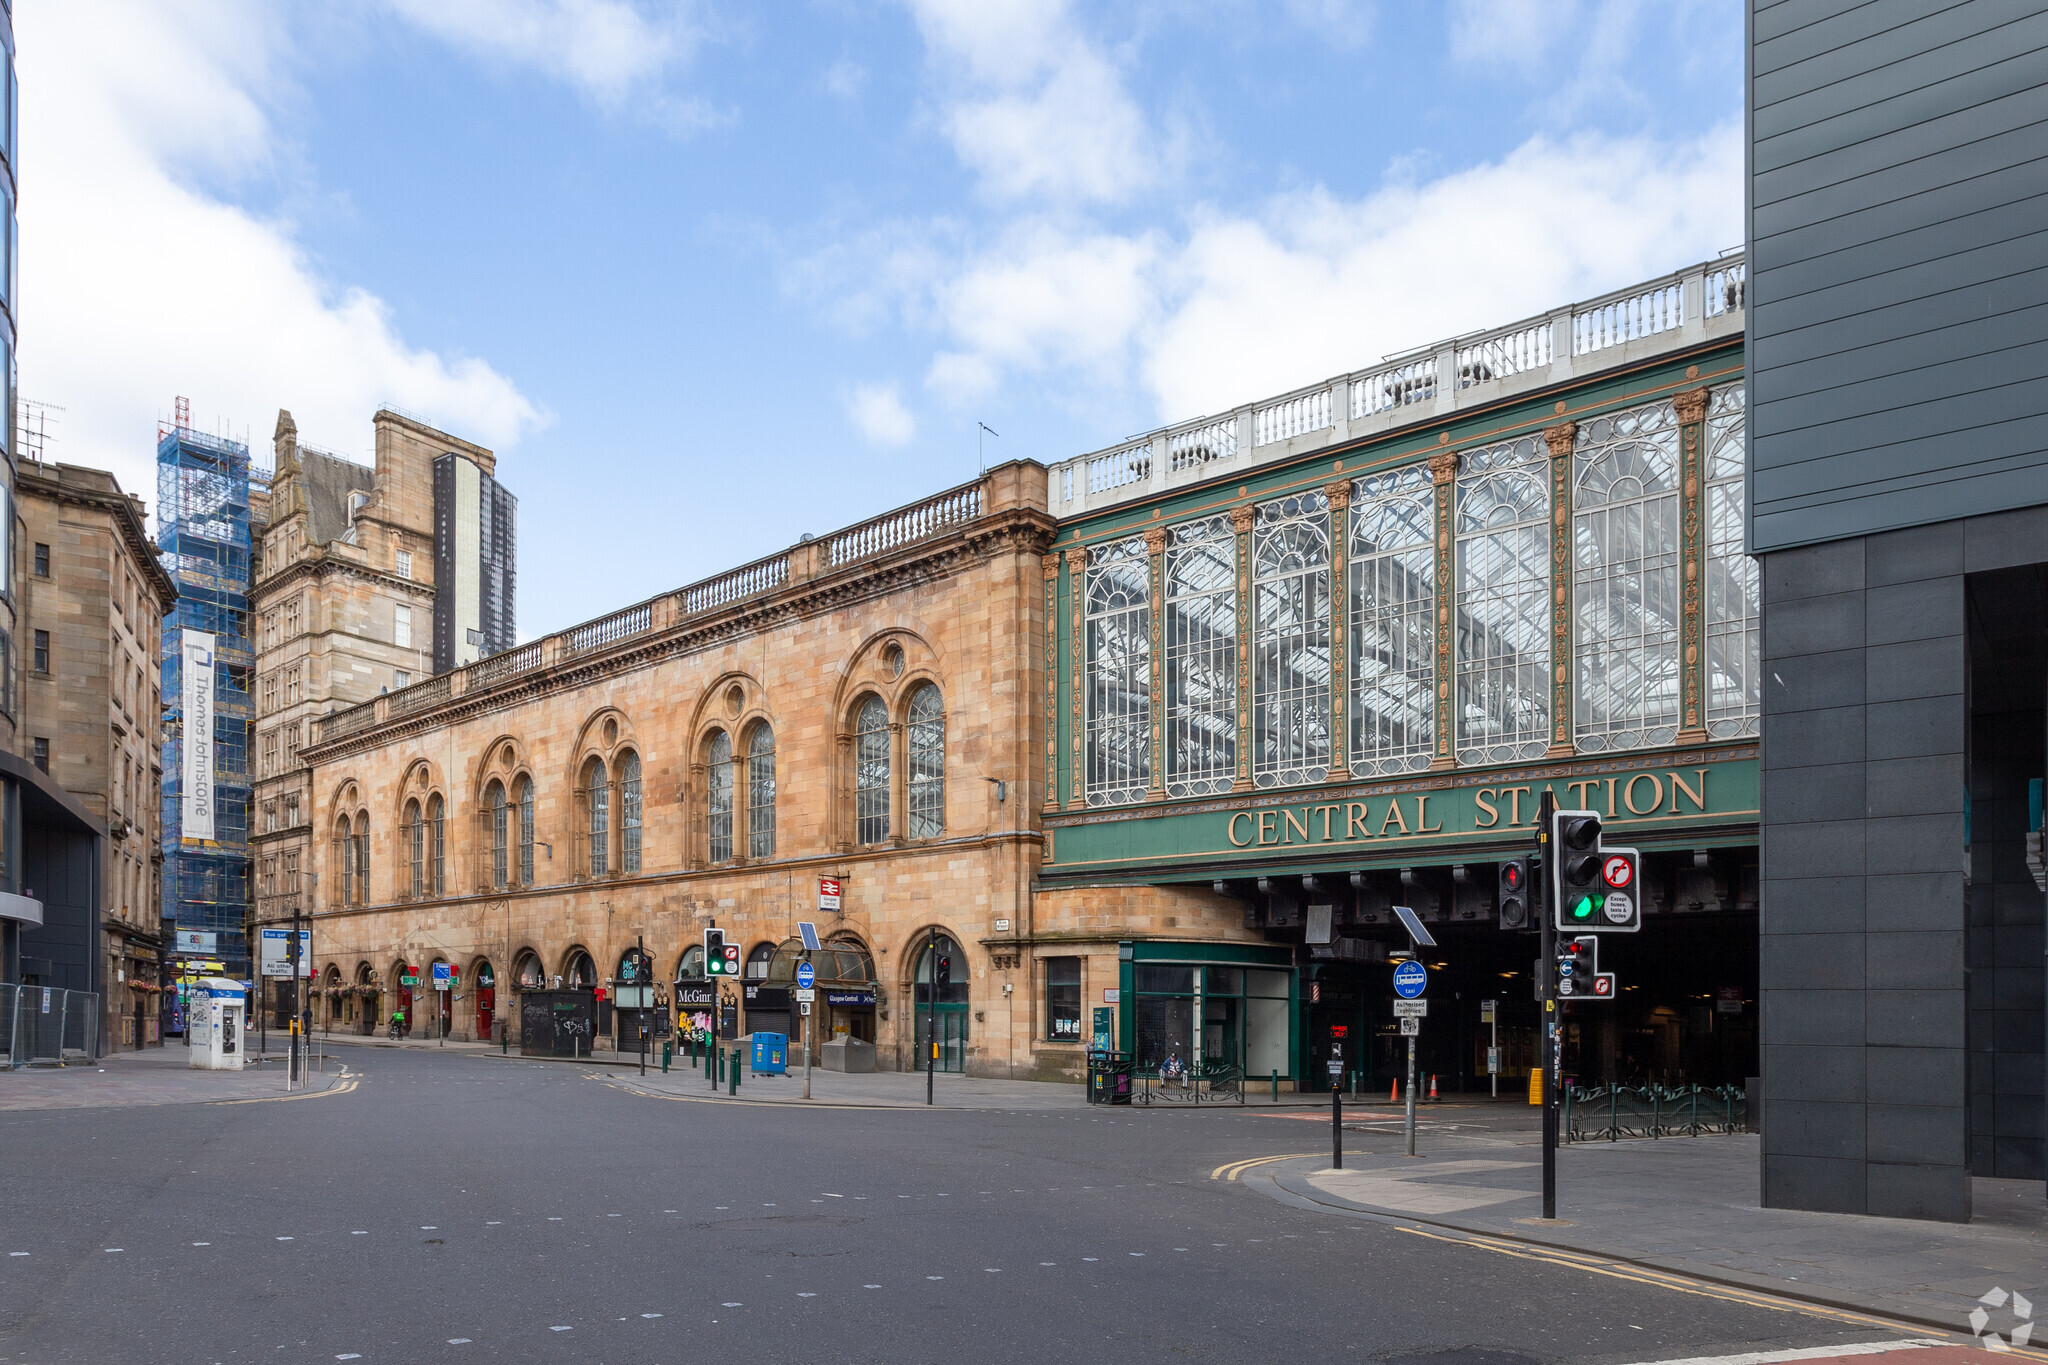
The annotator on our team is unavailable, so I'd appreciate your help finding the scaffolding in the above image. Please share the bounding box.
[158,416,254,979]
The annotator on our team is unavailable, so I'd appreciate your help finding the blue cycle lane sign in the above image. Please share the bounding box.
[795,961,815,990]
[1392,960,1428,999]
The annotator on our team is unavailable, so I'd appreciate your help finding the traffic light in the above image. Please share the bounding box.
[1556,935,1615,1000]
[1497,857,1531,930]
[1550,808,1604,929]
[934,951,951,990]
[704,927,728,976]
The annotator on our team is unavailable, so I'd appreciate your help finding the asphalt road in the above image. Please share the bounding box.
[0,1047,1945,1364]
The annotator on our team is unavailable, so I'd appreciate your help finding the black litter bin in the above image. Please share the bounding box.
[1087,1049,1132,1105]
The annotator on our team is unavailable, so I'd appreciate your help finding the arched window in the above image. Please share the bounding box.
[427,794,445,896]
[854,696,890,844]
[1455,436,1550,765]
[617,945,652,986]
[1573,400,1680,752]
[583,757,609,876]
[515,951,545,990]
[487,780,508,889]
[1252,491,1333,788]
[566,949,595,989]
[352,813,369,905]
[676,944,705,980]
[705,732,733,863]
[1164,516,1236,797]
[747,726,775,858]
[516,776,535,886]
[744,942,774,980]
[906,684,945,838]
[335,815,355,906]
[405,799,423,899]
[1704,386,1757,738]
[1349,465,1436,776]
[1084,536,1151,804]
[620,751,642,874]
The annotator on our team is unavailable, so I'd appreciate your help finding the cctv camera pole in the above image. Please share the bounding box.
[1537,787,1558,1221]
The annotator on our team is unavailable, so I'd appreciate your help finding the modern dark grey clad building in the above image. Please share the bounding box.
[1749,0,2048,1220]
[431,451,516,675]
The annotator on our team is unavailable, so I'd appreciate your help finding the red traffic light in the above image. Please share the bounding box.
[1501,861,1524,892]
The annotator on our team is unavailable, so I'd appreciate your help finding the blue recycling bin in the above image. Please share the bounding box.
[751,1032,788,1076]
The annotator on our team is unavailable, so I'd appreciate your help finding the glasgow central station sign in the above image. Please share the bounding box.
[1042,752,1757,875]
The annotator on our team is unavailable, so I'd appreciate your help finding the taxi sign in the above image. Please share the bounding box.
[1602,855,1634,889]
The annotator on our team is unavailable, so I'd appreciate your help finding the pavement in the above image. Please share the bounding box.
[0,1040,349,1109]
[1231,1101,2046,1340]
[1,1043,2016,1364]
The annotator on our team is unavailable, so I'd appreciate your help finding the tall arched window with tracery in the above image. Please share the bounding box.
[1084,536,1151,805]
[620,751,643,873]
[352,812,369,904]
[906,685,945,839]
[405,799,423,899]
[705,732,733,863]
[747,726,775,858]
[1705,385,1758,738]
[516,776,535,885]
[1455,436,1550,764]
[427,794,445,896]
[854,696,890,845]
[1573,400,1681,752]
[583,756,609,877]
[487,780,508,889]
[1164,516,1236,796]
[1350,466,1436,775]
[1252,491,1333,787]
[336,814,356,906]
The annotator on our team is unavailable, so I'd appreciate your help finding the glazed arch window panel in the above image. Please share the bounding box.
[584,757,610,876]
[620,751,643,874]
[1348,466,1435,777]
[1454,437,1550,765]
[1163,516,1237,797]
[1705,385,1758,739]
[1084,537,1152,806]
[1573,400,1681,753]
[706,733,734,863]
[906,686,945,839]
[1252,491,1332,788]
[747,725,776,858]
[854,697,890,845]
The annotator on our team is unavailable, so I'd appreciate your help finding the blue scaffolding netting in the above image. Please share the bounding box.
[157,425,254,978]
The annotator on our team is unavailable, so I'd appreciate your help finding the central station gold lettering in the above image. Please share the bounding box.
[1223,768,1709,847]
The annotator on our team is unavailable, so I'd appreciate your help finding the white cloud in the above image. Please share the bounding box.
[379,0,710,124]
[1448,0,1570,66]
[824,58,867,101]
[903,0,1162,204]
[814,125,1742,430]
[844,383,917,447]
[16,0,543,506]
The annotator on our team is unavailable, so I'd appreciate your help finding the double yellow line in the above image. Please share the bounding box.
[217,1075,359,1105]
[1211,1153,1316,1181]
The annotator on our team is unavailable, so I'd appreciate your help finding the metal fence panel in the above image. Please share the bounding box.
[1563,1084,1745,1142]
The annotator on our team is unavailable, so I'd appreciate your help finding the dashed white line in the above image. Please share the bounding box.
[277,1237,293,1242]
[103,1248,123,1253]
[447,1338,471,1345]
[550,1325,571,1332]
[721,1302,743,1307]
[641,1313,663,1318]
[351,1231,368,1235]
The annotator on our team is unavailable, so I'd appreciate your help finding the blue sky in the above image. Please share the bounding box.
[22,1,1742,639]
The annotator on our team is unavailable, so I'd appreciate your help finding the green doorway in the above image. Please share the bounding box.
[913,935,969,1073]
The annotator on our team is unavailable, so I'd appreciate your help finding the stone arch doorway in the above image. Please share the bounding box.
[911,933,968,1074]
[473,959,496,1042]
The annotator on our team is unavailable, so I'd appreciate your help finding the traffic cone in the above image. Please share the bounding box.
[1389,1076,1399,1103]
[1428,1074,1439,1101]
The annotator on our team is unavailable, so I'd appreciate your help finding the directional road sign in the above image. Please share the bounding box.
[1392,959,1428,999]
[432,962,453,991]
[795,961,816,989]
[1602,855,1633,889]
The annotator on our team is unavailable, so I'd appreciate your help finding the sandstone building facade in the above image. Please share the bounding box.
[298,467,1060,1075]
[250,409,506,1021]
[16,459,177,1046]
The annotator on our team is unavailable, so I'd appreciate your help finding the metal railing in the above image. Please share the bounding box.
[1134,1058,1245,1106]
[1,984,101,1067]
[1562,1083,1746,1142]
[1049,251,1746,513]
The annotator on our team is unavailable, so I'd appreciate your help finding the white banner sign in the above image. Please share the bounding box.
[259,928,313,978]
[180,630,216,841]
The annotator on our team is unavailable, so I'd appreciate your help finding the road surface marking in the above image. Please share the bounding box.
[1618,1342,1951,1364]
[1211,1153,1317,1181]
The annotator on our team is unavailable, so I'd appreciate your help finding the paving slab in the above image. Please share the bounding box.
[0,1043,348,1109]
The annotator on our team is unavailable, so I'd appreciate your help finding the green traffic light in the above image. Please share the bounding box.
[1571,895,1597,920]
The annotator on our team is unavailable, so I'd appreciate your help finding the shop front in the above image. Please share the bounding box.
[1118,942,1295,1088]
[752,936,877,1063]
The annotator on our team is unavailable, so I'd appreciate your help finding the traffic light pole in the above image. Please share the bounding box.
[926,925,937,1107]
[1537,788,1558,1221]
